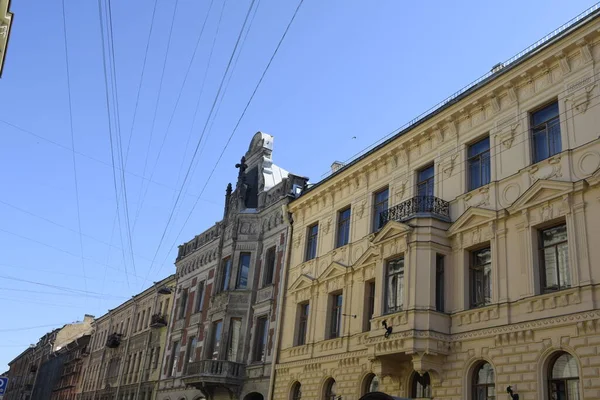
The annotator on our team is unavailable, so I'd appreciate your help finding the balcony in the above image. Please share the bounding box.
[380,195,450,226]
[182,360,245,389]
[149,313,168,329]
[105,333,122,349]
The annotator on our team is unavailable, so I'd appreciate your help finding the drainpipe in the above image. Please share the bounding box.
[267,203,294,400]
[115,299,137,400]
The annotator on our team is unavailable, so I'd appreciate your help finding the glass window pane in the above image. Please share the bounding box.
[237,253,251,289]
[532,102,559,126]
[533,131,549,162]
[557,243,570,288]
[544,247,558,289]
[543,225,567,246]
[468,137,490,157]
[418,165,434,181]
[476,363,495,384]
[469,159,481,190]
[567,379,580,400]
[481,152,491,186]
[552,353,579,379]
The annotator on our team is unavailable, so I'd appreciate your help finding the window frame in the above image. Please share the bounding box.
[262,246,277,287]
[253,316,269,362]
[329,293,343,339]
[548,352,580,400]
[324,378,337,400]
[296,302,309,346]
[436,254,445,312]
[411,371,432,398]
[472,362,496,400]
[178,288,188,320]
[305,223,319,261]
[372,187,389,232]
[417,164,435,198]
[336,206,351,248]
[236,252,252,289]
[467,136,491,191]
[291,382,302,400]
[221,257,232,292]
[539,223,570,293]
[531,100,561,163]
[195,280,205,313]
[168,341,180,377]
[209,320,223,360]
[364,281,375,331]
[470,247,492,308]
[385,257,405,314]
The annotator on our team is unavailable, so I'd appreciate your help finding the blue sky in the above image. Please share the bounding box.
[0,0,596,369]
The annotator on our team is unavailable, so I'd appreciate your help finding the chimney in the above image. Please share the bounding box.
[331,161,345,174]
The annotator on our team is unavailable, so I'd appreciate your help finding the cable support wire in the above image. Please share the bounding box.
[61,0,88,293]
[154,0,305,275]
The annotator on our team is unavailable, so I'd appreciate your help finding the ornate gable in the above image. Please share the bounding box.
[508,179,575,214]
[372,220,412,244]
[288,274,315,292]
[353,248,379,268]
[448,207,504,237]
[317,261,350,282]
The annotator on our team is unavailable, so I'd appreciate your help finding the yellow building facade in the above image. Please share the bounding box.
[273,7,600,400]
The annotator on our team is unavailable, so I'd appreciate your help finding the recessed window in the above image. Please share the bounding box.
[236,253,251,289]
[324,378,337,400]
[548,352,580,400]
[263,247,277,286]
[336,207,351,248]
[329,293,343,339]
[468,137,491,191]
[417,165,435,197]
[364,281,375,331]
[436,254,445,312]
[221,257,232,292]
[373,188,389,232]
[195,281,205,313]
[472,362,495,400]
[297,303,309,346]
[540,224,570,292]
[305,224,319,261]
[169,341,180,377]
[385,258,404,313]
[185,337,197,372]
[210,320,223,360]
[531,101,561,163]
[291,382,302,400]
[228,318,241,362]
[411,372,431,398]
[178,289,188,320]
[364,374,380,394]
[470,248,492,308]
[253,316,269,362]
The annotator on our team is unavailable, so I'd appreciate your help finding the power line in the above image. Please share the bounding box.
[142,0,259,287]
[0,324,68,333]
[0,274,126,299]
[155,0,305,275]
[61,0,88,293]
[132,0,217,231]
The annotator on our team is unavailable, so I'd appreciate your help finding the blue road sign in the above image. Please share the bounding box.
[0,376,8,395]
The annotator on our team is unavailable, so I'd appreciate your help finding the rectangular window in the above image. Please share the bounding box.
[532,101,561,163]
[417,165,435,197]
[467,137,490,191]
[227,319,242,362]
[540,224,569,292]
[305,224,319,261]
[364,281,375,331]
[210,321,223,360]
[139,310,146,331]
[329,293,343,339]
[221,257,232,291]
[297,303,309,346]
[253,317,269,362]
[195,281,205,313]
[153,346,160,369]
[436,254,445,312]
[263,247,277,286]
[186,337,197,367]
[470,248,492,308]
[385,258,404,313]
[336,207,351,248]
[373,188,389,232]
[236,253,251,289]
[178,289,188,320]
[169,341,180,377]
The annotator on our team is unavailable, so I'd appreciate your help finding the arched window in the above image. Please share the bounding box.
[363,374,380,394]
[472,362,495,400]
[291,382,302,400]
[411,372,431,398]
[549,352,580,400]
[324,378,337,400]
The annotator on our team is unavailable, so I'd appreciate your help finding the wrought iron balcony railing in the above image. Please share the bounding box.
[105,333,122,349]
[380,195,450,226]
[185,359,245,381]
[149,313,168,328]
